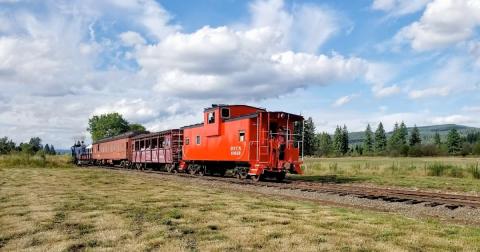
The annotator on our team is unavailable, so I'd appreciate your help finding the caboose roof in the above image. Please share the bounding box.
[132,129,181,140]
[203,104,266,112]
[93,131,146,144]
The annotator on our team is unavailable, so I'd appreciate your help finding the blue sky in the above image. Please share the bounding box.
[0,0,479,148]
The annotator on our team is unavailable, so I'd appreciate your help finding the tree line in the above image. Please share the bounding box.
[0,137,57,155]
[301,118,480,157]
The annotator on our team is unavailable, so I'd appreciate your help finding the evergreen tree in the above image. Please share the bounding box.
[389,122,400,147]
[409,125,421,146]
[447,129,462,155]
[44,144,51,154]
[317,132,332,156]
[303,117,317,156]
[363,124,374,154]
[333,126,343,156]
[341,125,349,155]
[434,131,442,146]
[374,122,387,154]
[399,121,408,145]
[50,145,56,155]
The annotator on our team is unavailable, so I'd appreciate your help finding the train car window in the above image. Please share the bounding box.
[145,139,150,149]
[97,145,99,151]
[239,130,245,142]
[221,108,230,118]
[196,135,201,145]
[140,140,145,149]
[152,138,158,148]
[126,142,128,150]
[135,141,139,151]
[185,137,190,145]
[208,112,215,124]
[157,137,163,148]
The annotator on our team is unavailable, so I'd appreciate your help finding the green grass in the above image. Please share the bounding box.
[293,157,480,193]
[0,154,71,169]
[1,162,480,251]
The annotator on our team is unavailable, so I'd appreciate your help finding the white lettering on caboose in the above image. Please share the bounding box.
[230,146,241,156]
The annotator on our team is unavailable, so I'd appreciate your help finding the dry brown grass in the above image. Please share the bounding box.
[295,157,480,193]
[1,165,480,251]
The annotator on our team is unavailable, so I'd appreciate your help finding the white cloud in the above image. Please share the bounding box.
[332,94,357,107]
[372,84,401,97]
[432,115,473,124]
[462,106,480,113]
[395,0,480,51]
[249,0,345,53]
[365,62,400,97]
[134,25,368,100]
[371,0,431,16]
[407,57,479,99]
[408,86,451,99]
[119,31,146,47]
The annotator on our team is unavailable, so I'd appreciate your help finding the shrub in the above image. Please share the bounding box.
[469,163,480,179]
[408,145,423,157]
[426,163,451,177]
[449,166,464,178]
[473,142,480,155]
[420,144,440,156]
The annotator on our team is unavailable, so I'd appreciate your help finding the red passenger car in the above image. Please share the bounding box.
[92,132,142,167]
[131,130,183,171]
[181,104,303,181]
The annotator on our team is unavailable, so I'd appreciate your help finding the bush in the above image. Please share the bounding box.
[420,144,440,156]
[469,163,480,179]
[449,166,464,178]
[461,143,473,157]
[426,163,452,177]
[473,142,480,156]
[408,145,423,157]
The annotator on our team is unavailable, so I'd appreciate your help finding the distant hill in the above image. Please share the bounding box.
[348,124,480,145]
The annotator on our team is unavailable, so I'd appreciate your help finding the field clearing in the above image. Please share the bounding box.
[294,157,480,193]
[1,161,480,251]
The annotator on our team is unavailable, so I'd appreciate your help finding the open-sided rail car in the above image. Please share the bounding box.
[131,129,183,171]
[181,104,303,181]
[92,132,142,166]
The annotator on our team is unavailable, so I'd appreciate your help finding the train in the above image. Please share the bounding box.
[71,104,304,181]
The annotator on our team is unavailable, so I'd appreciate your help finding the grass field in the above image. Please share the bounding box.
[294,157,480,193]
[2,158,480,251]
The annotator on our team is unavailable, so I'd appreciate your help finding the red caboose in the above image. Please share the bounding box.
[181,104,304,181]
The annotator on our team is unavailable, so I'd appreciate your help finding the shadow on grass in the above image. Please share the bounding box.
[288,175,367,184]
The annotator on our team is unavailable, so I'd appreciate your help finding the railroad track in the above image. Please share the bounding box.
[84,165,480,210]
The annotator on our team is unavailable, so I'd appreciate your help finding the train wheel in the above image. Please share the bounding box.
[135,163,142,170]
[236,167,248,180]
[198,166,206,176]
[251,174,262,182]
[188,165,197,175]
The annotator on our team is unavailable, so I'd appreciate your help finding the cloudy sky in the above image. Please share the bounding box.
[1,0,479,148]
